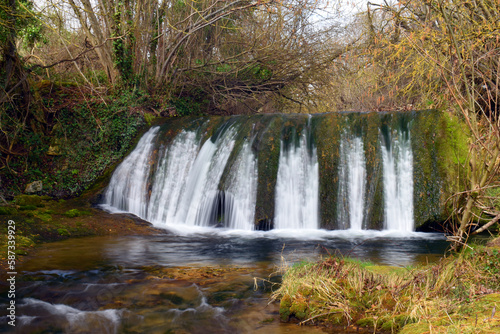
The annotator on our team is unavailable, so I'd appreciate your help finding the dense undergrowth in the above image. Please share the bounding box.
[1,86,151,198]
[273,246,500,333]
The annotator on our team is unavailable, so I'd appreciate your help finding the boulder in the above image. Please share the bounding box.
[25,181,43,193]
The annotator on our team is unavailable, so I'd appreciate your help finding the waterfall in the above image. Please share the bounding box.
[381,129,414,231]
[147,130,200,225]
[103,127,159,218]
[274,129,319,229]
[220,140,258,230]
[101,112,442,233]
[337,134,367,230]
[103,122,260,229]
[175,125,237,227]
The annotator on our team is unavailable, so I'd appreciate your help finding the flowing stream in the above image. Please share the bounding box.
[1,231,447,334]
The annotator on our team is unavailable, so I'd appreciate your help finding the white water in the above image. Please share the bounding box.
[337,134,367,230]
[221,140,258,230]
[103,127,159,218]
[180,126,237,226]
[102,118,417,233]
[103,124,262,229]
[147,131,200,225]
[382,130,414,231]
[274,131,319,229]
[18,298,122,334]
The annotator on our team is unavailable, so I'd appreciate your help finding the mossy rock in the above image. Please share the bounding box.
[15,195,43,206]
[36,212,53,223]
[289,296,309,320]
[0,206,17,215]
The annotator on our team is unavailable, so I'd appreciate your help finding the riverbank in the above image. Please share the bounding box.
[274,243,500,333]
[0,194,165,281]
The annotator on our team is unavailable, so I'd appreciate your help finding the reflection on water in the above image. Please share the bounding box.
[0,230,448,333]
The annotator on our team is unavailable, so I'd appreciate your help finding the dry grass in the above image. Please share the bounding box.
[272,247,500,333]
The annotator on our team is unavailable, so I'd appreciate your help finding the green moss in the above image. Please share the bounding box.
[57,228,70,236]
[35,212,52,223]
[279,294,292,321]
[64,209,89,218]
[144,113,156,126]
[19,205,37,211]
[289,297,309,320]
[15,195,42,206]
[0,206,17,215]
[356,317,376,327]
[255,115,283,225]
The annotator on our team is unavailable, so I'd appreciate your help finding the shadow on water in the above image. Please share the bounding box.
[1,232,449,333]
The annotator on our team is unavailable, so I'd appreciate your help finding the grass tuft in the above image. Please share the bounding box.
[272,247,500,332]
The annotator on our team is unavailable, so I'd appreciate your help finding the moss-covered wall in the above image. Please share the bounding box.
[362,113,384,230]
[253,115,283,227]
[411,110,469,229]
[312,113,341,229]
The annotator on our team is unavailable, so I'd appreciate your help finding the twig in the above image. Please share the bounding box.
[471,212,500,235]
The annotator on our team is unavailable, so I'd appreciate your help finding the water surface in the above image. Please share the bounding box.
[1,230,448,333]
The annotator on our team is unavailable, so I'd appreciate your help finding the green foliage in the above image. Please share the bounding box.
[0,0,42,48]
[113,37,134,84]
[1,86,146,197]
[171,94,208,116]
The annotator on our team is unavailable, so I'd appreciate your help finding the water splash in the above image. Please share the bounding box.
[337,134,367,230]
[381,129,414,231]
[274,129,319,229]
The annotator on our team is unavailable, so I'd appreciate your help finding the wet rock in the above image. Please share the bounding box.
[25,181,43,193]
[256,219,273,231]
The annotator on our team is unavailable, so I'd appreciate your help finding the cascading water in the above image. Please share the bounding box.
[101,112,446,232]
[102,121,260,230]
[381,129,414,231]
[337,133,367,230]
[219,140,258,230]
[102,127,159,218]
[175,125,237,227]
[274,128,319,229]
[147,130,200,225]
